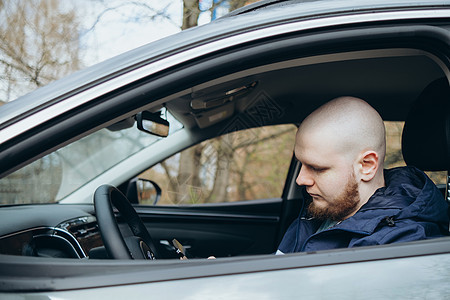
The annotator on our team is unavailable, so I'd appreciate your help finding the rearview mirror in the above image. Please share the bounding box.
[136,111,169,137]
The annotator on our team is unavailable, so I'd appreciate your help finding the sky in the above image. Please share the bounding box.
[78,0,184,66]
[78,0,229,67]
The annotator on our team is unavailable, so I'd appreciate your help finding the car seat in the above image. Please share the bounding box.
[401,77,450,217]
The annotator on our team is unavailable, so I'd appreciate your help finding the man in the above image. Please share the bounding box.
[277,96,449,254]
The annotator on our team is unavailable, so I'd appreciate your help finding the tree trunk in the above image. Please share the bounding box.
[182,0,200,30]
[175,144,203,204]
[208,137,233,202]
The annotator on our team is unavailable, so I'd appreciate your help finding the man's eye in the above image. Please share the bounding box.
[311,166,326,172]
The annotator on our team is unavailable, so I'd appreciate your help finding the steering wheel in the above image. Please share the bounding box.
[94,184,161,259]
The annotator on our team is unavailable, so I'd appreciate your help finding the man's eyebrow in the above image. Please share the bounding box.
[294,154,327,169]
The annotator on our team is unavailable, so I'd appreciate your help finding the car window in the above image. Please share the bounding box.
[385,121,447,185]
[0,113,183,205]
[138,124,297,205]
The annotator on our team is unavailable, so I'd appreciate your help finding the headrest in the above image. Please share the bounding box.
[402,78,450,171]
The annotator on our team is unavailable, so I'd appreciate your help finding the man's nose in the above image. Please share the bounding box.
[296,166,314,186]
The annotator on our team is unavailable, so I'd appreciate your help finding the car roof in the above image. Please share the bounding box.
[0,0,449,128]
[223,0,450,18]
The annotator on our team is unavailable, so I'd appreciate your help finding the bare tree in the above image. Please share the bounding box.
[0,0,82,204]
[182,0,200,29]
[86,0,179,32]
[0,0,81,102]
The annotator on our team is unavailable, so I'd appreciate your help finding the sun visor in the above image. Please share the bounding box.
[193,102,235,129]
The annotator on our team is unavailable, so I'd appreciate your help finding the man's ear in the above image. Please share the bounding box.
[358,151,379,182]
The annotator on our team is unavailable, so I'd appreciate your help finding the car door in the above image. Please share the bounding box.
[102,16,450,260]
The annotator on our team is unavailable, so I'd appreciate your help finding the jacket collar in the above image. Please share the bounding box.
[332,166,434,234]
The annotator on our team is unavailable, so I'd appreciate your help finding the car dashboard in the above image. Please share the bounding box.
[0,204,103,259]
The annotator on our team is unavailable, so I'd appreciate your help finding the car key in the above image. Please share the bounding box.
[172,238,188,260]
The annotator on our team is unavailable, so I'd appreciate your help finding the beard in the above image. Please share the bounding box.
[308,172,360,221]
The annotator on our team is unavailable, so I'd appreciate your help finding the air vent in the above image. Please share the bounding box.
[70,222,99,239]
[56,216,99,239]
[56,215,103,256]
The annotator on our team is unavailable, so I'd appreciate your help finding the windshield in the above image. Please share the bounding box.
[0,114,182,205]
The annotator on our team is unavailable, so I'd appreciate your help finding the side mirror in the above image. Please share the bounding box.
[126,178,162,205]
[136,111,169,137]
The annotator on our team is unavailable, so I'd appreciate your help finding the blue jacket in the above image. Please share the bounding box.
[278,166,449,253]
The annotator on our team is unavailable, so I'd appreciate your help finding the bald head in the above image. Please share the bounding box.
[295,97,386,218]
[298,97,386,165]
